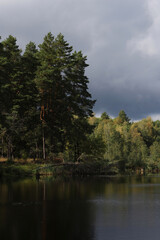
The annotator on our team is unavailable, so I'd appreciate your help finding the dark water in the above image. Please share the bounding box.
[1,176,160,240]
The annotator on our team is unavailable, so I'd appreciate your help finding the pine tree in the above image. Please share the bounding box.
[117,110,130,124]
[18,42,40,158]
[35,33,95,159]
[0,36,22,160]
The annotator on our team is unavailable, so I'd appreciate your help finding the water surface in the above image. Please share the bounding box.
[0,176,160,240]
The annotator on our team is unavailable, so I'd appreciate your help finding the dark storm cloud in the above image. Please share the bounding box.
[1,0,160,120]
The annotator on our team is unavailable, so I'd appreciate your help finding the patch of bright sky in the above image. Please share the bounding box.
[128,0,160,56]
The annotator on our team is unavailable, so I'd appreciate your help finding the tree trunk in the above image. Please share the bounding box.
[36,142,38,160]
[1,137,4,158]
[8,140,11,161]
[42,127,46,160]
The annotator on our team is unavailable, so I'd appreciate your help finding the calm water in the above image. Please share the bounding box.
[1,176,160,240]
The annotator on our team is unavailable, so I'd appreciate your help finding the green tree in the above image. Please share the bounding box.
[136,117,154,148]
[116,110,130,124]
[101,112,110,120]
[149,141,160,168]
[35,33,95,159]
[0,35,22,160]
[95,119,123,163]
[19,42,40,159]
[128,125,148,168]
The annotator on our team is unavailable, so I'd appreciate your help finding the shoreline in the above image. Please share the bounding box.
[0,161,158,179]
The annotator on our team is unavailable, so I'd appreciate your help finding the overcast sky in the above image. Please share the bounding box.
[1,0,160,120]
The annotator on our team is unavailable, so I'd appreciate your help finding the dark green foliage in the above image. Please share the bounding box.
[1,33,160,175]
[0,33,95,161]
[118,110,130,124]
[0,36,23,160]
[101,112,110,120]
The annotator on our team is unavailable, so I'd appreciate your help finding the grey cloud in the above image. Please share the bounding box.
[0,0,160,120]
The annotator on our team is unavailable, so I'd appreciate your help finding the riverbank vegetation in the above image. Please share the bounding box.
[0,33,160,177]
[89,111,160,174]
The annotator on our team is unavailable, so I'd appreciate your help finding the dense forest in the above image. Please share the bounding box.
[0,33,95,162]
[89,111,160,173]
[1,33,160,174]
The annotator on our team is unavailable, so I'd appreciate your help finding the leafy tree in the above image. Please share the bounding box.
[116,122,131,171]
[150,141,160,167]
[128,125,148,168]
[95,119,123,163]
[88,115,100,128]
[136,117,154,148]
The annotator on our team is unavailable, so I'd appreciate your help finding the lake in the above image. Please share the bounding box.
[1,176,160,240]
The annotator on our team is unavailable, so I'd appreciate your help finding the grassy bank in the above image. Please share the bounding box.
[0,162,44,178]
[1,157,155,178]
[0,158,118,178]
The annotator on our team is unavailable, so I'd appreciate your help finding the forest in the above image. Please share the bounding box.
[0,33,95,163]
[0,33,160,175]
[89,111,160,173]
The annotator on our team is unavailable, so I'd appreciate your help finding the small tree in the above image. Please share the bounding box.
[101,112,110,120]
[116,110,130,124]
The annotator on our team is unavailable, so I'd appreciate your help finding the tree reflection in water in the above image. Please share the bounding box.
[1,176,160,240]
